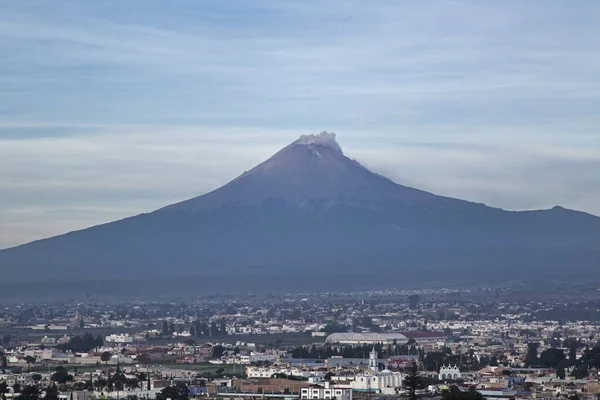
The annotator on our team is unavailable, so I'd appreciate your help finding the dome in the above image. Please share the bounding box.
[326,332,409,345]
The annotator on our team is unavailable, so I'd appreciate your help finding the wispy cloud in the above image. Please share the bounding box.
[0,0,599,247]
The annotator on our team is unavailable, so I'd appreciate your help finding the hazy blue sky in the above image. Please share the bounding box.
[1,0,600,248]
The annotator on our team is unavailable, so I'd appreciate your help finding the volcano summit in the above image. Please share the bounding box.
[1,132,599,292]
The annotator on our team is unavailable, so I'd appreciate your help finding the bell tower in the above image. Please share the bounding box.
[369,347,378,374]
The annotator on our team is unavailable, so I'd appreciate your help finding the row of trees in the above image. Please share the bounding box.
[51,366,74,384]
[0,350,8,373]
[402,361,484,400]
[0,334,12,347]
[57,333,104,353]
[289,342,436,360]
[291,343,389,359]
[191,320,227,337]
[161,320,227,337]
[0,382,59,400]
[0,372,151,397]
[523,341,600,379]
[290,342,593,374]
[156,383,189,400]
[421,347,504,372]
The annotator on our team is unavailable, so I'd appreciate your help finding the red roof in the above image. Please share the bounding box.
[401,331,446,338]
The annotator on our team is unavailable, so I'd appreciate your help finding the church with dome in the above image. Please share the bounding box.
[345,348,404,395]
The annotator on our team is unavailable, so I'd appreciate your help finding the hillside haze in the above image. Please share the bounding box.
[1,132,599,292]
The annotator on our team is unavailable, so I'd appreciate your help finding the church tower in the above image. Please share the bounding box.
[369,347,378,374]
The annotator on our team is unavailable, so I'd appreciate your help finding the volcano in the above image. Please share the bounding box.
[1,131,599,292]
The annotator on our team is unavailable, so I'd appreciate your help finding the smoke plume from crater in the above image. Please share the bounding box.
[296,131,343,154]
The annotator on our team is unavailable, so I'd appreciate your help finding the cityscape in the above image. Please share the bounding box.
[2,289,600,400]
[1,1,599,400]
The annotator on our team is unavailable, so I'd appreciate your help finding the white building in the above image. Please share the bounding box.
[301,383,352,400]
[439,365,461,381]
[326,332,408,346]
[246,366,323,379]
[24,348,54,360]
[348,348,403,395]
[229,352,278,365]
[105,334,134,343]
[249,352,277,363]
[41,336,57,345]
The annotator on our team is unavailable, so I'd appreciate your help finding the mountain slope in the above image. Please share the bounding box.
[1,132,599,288]
[161,135,438,211]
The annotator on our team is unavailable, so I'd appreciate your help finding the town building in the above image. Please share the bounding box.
[326,332,409,345]
[301,383,353,400]
[340,348,403,395]
[439,365,461,381]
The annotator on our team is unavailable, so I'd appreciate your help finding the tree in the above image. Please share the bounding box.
[51,366,73,384]
[58,333,100,353]
[101,351,112,365]
[581,346,600,369]
[571,364,588,379]
[162,320,169,336]
[193,320,209,337]
[525,342,539,366]
[24,356,36,372]
[108,368,126,392]
[442,386,484,400]
[321,322,349,334]
[563,338,580,349]
[423,350,452,371]
[156,383,189,400]
[212,345,224,359]
[408,295,421,310]
[556,359,572,379]
[403,362,425,400]
[539,348,565,368]
[0,352,7,373]
[94,378,108,391]
[210,322,219,336]
[0,382,9,397]
[94,335,104,349]
[136,372,147,385]
[19,385,41,400]
[569,344,577,361]
[125,378,140,390]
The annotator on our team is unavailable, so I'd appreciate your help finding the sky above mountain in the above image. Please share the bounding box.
[1,0,600,248]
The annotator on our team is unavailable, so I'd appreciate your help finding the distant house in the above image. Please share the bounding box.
[439,365,461,381]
